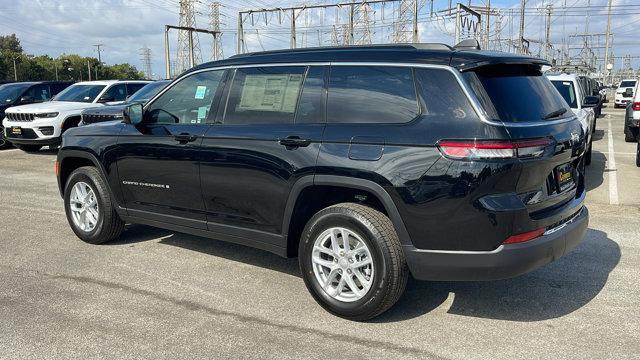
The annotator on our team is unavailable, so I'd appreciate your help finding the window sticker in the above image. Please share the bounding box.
[562,82,571,86]
[197,106,208,121]
[195,85,207,99]
[237,74,302,113]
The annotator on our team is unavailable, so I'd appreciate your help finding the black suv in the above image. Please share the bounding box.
[0,81,73,149]
[56,44,589,320]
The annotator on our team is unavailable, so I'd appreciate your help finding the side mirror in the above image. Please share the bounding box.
[123,103,144,125]
[97,94,115,103]
[624,88,634,97]
[19,96,34,104]
[583,96,599,107]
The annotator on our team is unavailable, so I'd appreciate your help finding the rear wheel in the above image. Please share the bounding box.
[636,142,640,167]
[625,127,638,142]
[299,203,408,321]
[64,166,124,244]
[16,144,42,152]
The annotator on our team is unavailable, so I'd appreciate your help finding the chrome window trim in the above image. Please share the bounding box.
[145,61,577,128]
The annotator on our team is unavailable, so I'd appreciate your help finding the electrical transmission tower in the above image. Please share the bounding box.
[139,47,152,79]
[392,0,419,43]
[210,1,224,60]
[176,0,202,74]
[355,2,373,45]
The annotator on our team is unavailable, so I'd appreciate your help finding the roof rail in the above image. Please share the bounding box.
[229,43,454,59]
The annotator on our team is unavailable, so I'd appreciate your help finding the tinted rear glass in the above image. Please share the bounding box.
[620,81,636,88]
[464,65,570,123]
[550,80,577,108]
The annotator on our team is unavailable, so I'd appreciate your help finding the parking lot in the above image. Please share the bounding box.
[0,104,638,359]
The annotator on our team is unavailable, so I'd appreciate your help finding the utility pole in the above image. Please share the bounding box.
[392,0,419,43]
[544,5,552,61]
[12,57,17,81]
[355,2,373,45]
[87,60,92,81]
[484,0,490,50]
[176,0,202,73]
[140,47,152,79]
[210,1,224,60]
[93,44,104,63]
[603,0,613,84]
[518,0,526,54]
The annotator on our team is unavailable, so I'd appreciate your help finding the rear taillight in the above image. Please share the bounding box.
[437,138,552,160]
[502,228,545,245]
[632,102,640,111]
[55,160,59,177]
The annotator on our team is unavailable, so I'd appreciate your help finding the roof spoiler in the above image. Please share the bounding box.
[453,39,481,50]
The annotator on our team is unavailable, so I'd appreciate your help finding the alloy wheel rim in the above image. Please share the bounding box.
[311,227,374,302]
[69,181,99,232]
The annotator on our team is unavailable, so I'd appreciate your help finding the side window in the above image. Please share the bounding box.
[146,70,224,125]
[126,83,146,97]
[224,66,305,125]
[104,84,127,101]
[295,66,326,124]
[415,68,479,120]
[25,84,51,101]
[327,66,419,124]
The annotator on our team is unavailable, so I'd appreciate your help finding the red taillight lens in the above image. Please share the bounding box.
[55,160,59,177]
[632,102,640,111]
[437,138,552,160]
[502,228,545,245]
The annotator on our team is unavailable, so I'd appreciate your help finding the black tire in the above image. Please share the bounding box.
[636,142,640,168]
[0,127,11,150]
[64,166,125,244]
[585,140,592,166]
[16,144,42,152]
[299,203,408,321]
[625,127,638,143]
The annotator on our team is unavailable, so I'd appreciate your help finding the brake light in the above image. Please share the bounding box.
[55,160,59,177]
[502,228,545,245]
[437,138,552,160]
[633,102,640,111]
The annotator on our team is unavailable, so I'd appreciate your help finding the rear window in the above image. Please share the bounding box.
[464,65,571,123]
[550,80,577,108]
[620,81,636,88]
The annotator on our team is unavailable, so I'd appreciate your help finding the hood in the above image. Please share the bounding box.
[6,101,103,113]
[82,104,126,116]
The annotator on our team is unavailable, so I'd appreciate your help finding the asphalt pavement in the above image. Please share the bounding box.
[0,104,638,359]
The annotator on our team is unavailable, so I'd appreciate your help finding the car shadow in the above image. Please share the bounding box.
[374,228,620,323]
[110,225,619,323]
[585,150,606,191]
[591,129,605,141]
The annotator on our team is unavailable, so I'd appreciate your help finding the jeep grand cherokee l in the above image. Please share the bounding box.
[56,44,589,320]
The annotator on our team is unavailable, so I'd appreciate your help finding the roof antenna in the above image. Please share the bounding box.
[454,39,481,50]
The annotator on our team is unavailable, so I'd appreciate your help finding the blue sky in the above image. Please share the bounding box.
[0,0,638,78]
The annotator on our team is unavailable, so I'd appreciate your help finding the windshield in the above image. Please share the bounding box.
[550,80,578,108]
[619,81,636,88]
[128,81,169,103]
[53,84,106,103]
[464,65,571,123]
[0,83,30,104]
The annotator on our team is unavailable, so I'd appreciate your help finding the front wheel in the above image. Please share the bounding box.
[64,166,125,244]
[299,203,408,321]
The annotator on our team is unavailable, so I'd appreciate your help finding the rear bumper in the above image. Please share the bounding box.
[405,206,588,281]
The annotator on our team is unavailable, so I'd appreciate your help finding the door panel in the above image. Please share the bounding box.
[200,66,327,239]
[115,69,226,228]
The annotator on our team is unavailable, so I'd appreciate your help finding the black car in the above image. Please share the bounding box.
[0,81,73,149]
[56,44,589,320]
[578,76,603,118]
[80,80,171,125]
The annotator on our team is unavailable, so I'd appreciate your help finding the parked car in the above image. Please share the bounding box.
[0,81,73,149]
[614,79,637,108]
[578,76,603,118]
[56,44,588,320]
[80,80,171,125]
[2,79,151,152]
[547,73,597,165]
[623,82,640,142]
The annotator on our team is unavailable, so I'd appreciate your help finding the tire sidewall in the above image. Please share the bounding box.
[64,170,106,242]
[299,209,391,318]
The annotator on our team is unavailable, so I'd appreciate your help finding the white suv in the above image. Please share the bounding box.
[615,79,637,108]
[547,73,597,165]
[2,80,150,151]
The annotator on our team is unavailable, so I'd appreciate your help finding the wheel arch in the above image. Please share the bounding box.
[57,150,114,200]
[282,175,412,257]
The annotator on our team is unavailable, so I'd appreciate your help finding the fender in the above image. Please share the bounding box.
[57,148,126,216]
[281,174,413,246]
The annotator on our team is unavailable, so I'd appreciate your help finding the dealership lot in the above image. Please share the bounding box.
[0,105,638,359]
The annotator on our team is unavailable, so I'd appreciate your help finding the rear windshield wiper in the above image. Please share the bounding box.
[541,108,567,120]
